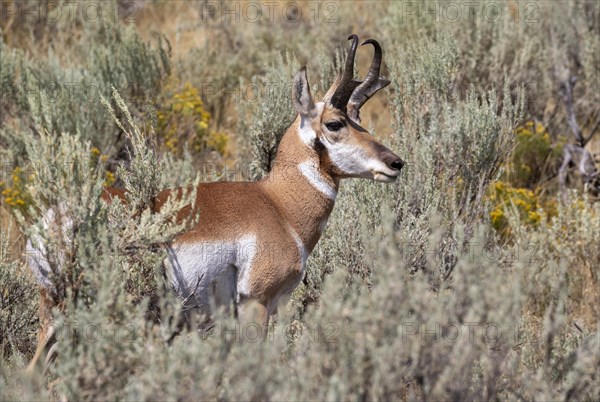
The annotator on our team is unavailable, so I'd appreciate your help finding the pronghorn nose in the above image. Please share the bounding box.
[374,142,404,172]
[381,149,404,171]
[390,158,404,171]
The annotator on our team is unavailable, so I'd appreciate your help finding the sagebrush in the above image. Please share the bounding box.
[0,1,598,401]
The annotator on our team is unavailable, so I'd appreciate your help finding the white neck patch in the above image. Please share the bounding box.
[298,160,337,200]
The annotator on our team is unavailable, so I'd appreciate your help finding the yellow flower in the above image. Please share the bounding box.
[528,211,541,224]
[490,209,504,222]
[104,171,116,187]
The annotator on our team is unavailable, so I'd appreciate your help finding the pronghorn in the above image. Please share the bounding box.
[557,74,600,197]
[27,34,403,371]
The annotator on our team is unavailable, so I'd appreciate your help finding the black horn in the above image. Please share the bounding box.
[347,39,390,122]
[329,34,362,111]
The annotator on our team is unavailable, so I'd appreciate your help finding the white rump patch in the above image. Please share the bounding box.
[27,204,73,291]
[298,161,337,200]
[167,234,258,305]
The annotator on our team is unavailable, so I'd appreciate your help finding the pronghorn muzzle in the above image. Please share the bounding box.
[373,142,404,182]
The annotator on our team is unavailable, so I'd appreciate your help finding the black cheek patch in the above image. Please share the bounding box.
[314,136,326,154]
[315,137,336,174]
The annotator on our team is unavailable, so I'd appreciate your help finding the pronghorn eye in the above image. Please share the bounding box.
[325,121,344,132]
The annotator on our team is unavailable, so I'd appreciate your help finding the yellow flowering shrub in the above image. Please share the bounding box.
[0,167,33,214]
[489,181,542,235]
[90,147,116,187]
[157,83,228,156]
[1,147,116,215]
[488,122,565,236]
[104,171,116,187]
[508,121,562,188]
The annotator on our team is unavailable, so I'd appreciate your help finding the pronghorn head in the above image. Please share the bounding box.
[290,34,404,183]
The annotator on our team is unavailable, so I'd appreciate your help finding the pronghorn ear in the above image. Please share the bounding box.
[292,67,317,119]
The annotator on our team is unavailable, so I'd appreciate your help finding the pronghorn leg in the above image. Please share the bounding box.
[237,299,270,341]
[26,288,57,375]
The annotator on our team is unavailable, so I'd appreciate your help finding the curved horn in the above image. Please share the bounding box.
[329,34,362,111]
[347,39,391,122]
[359,39,383,84]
